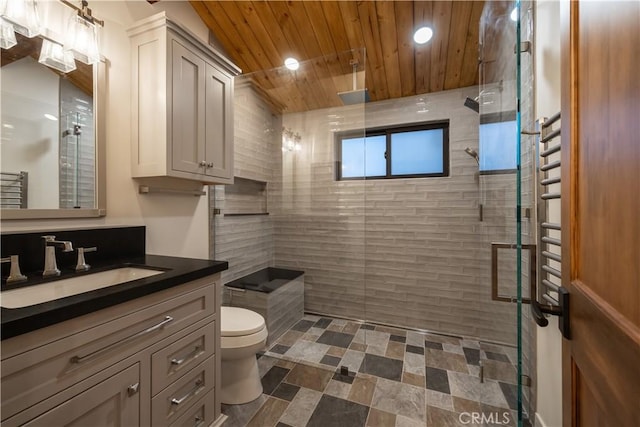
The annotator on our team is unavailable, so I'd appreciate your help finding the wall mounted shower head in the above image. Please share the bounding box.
[464,97,480,113]
[464,147,479,164]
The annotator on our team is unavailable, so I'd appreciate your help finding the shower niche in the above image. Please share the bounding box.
[215,177,268,217]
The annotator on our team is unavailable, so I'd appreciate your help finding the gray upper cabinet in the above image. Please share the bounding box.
[129,12,240,185]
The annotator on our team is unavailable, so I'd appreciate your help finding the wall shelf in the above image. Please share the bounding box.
[222,212,269,217]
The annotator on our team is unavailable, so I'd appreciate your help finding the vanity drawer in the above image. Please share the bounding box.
[169,389,216,427]
[152,355,215,427]
[152,322,215,395]
[1,284,215,421]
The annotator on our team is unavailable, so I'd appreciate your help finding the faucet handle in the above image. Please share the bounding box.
[42,235,56,242]
[76,247,97,272]
[1,255,28,283]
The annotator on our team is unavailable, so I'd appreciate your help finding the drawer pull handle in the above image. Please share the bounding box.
[127,383,140,397]
[194,415,204,427]
[171,379,203,406]
[170,345,202,366]
[70,316,174,364]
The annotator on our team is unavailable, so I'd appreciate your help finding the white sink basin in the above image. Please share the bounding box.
[1,267,164,309]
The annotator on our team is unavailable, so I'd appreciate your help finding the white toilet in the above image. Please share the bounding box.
[220,306,268,404]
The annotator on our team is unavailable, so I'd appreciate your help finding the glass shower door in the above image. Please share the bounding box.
[475,0,535,425]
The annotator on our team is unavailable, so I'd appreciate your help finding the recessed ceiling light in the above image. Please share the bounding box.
[413,26,433,45]
[510,7,518,22]
[44,114,58,121]
[284,57,300,71]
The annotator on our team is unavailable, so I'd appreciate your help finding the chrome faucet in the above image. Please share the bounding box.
[42,235,74,277]
[1,255,27,283]
[75,247,97,272]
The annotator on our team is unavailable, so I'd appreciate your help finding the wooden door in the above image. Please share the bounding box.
[561,1,640,426]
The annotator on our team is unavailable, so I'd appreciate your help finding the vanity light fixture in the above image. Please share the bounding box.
[413,26,433,45]
[284,57,299,71]
[62,0,103,65]
[0,0,104,73]
[0,0,41,38]
[0,17,17,49]
[44,113,58,121]
[282,127,301,152]
[39,38,77,73]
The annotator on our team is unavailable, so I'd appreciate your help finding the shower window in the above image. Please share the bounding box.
[336,121,449,180]
[479,111,517,173]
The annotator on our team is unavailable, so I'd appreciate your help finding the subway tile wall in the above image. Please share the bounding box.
[273,87,522,345]
[211,85,280,285]
[217,82,531,345]
[59,78,95,209]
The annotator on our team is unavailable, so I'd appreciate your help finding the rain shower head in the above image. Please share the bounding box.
[464,97,480,113]
[464,147,479,164]
[338,59,370,105]
[338,89,370,105]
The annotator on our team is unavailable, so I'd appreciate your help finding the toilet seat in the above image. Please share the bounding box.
[221,306,266,336]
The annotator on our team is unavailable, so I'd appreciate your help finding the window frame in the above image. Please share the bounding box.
[335,120,450,181]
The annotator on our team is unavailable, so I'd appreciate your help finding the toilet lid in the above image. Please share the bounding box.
[221,306,266,337]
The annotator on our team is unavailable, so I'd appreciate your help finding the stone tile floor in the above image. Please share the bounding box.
[222,314,529,427]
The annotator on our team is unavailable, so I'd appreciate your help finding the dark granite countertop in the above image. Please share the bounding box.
[1,255,228,340]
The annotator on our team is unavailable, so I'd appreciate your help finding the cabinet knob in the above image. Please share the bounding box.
[127,382,140,396]
[206,162,214,168]
[199,161,207,167]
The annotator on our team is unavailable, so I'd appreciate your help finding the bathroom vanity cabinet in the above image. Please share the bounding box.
[128,12,240,185]
[0,274,224,427]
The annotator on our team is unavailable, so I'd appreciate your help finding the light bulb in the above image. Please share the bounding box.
[284,57,299,71]
[413,27,433,45]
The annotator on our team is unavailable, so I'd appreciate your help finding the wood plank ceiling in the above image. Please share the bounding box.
[190,0,485,113]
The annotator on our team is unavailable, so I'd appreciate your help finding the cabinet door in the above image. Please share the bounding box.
[23,364,140,427]
[204,62,233,181]
[171,39,206,176]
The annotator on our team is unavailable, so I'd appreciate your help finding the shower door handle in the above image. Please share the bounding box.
[490,243,536,304]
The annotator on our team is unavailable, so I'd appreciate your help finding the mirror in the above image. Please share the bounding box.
[0,33,105,220]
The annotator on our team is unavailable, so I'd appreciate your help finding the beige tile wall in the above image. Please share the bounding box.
[211,85,280,284]
[272,87,526,344]
[217,82,532,345]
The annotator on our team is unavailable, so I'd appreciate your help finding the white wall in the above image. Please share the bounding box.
[1,1,220,260]
[534,1,563,426]
[1,58,60,209]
